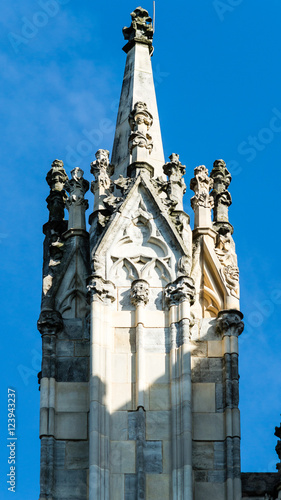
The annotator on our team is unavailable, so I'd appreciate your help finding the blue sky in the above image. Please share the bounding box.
[1,0,281,497]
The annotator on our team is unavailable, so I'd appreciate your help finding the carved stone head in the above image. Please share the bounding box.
[131,279,150,306]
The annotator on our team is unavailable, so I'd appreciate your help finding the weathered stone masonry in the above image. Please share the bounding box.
[37,6,281,500]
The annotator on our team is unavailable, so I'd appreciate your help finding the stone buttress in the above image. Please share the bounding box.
[37,6,265,500]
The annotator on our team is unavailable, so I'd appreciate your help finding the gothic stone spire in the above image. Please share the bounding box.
[111,7,165,180]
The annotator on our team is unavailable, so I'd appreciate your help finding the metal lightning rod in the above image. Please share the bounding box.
[153,1,156,33]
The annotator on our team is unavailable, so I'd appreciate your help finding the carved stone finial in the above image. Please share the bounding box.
[37,309,63,336]
[190,165,214,210]
[216,309,244,337]
[65,168,89,231]
[210,159,233,234]
[65,168,89,204]
[46,159,68,192]
[190,165,214,229]
[46,160,68,222]
[162,153,186,211]
[90,149,115,215]
[87,276,116,304]
[128,102,153,161]
[123,7,154,55]
[165,276,195,307]
[90,150,114,184]
[131,279,150,307]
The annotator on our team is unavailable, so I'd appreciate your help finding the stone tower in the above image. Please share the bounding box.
[37,6,281,500]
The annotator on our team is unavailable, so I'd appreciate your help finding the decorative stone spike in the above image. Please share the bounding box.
[46,160,68,222]
[275,424,281,472]
[190,165,214,228]
[90,149,114,213]
[65,167,89,231]
[123,7,154,55]
[128,102,153,164]
[210,159,233,234]
[163,153,186,211]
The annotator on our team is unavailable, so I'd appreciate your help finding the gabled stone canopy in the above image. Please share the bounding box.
[89,170,192,286]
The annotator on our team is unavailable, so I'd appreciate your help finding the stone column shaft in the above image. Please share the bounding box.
[165,276,195,500]
[217,310,244,500]
[131,280,149,410]
[88,276,115,500]
[37,310,62,500]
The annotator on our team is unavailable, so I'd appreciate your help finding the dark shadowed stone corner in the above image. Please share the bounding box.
[242,472,281,497]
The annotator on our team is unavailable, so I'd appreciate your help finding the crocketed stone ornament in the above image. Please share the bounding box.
[130,279,150,306]
[165,276,195,306]
[216,309,244,336]
[90,149,114,190]
[87,276,116,303]
[128,102,153,155]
